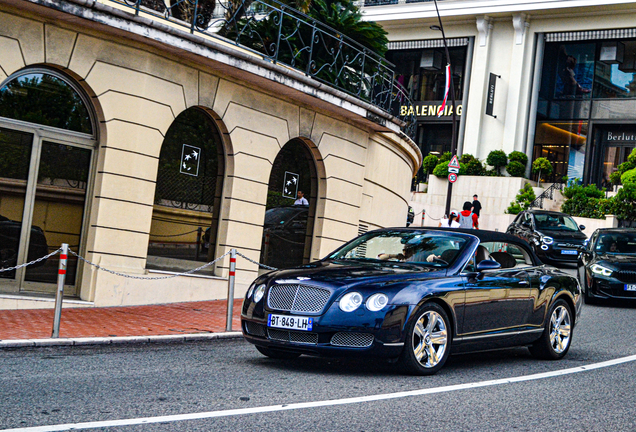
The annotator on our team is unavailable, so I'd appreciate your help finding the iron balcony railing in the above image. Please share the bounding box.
[529,182,565,209]
[110,0,416,138]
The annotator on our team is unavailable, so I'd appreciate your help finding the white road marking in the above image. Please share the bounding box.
[5,354,636,432]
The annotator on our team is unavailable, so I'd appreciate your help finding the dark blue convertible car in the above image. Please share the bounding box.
[241,228,582,375]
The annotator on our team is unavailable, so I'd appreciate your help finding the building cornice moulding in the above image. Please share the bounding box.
[362,0,636,22]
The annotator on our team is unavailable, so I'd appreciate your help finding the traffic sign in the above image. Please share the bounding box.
[448,155,460,169]
[448,173,458,183]
[448,167,459,174]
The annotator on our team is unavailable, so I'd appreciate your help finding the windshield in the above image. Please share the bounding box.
[534,213,579,232]
[595,232,636,255]
[329,230,471,268]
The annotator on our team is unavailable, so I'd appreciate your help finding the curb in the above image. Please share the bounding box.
[0,332,244,349]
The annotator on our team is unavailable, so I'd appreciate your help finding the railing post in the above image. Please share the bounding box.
[51,243,68,338]
[226,248,237,332]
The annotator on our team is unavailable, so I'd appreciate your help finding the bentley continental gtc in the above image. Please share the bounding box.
[241,228,582,375]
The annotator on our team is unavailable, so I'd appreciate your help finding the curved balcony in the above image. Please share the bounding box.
[112,0,416,138]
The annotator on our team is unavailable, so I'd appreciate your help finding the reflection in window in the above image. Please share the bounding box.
[147,108,224,274]
[0,129,32,279]
[533,121,587,183]
[387,47,466,102]
[0,73,92,134]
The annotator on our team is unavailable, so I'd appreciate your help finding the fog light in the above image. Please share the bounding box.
[541,245,549,251]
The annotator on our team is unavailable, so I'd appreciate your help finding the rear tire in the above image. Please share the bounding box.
[255,346,301,360]
[398,303,451,375]
[529,298,573,360]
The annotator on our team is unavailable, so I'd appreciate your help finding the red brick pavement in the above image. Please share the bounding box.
[0,299,243,340]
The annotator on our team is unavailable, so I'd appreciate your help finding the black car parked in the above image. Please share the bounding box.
[506,209,587,264]
[260,205,309,269]
[0,214,49,273]
[242,227,581,375]
[577,228,636,304]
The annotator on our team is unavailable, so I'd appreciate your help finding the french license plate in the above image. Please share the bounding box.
[625,284,636,292]
[268,314,313,331]
[561,250,578,255]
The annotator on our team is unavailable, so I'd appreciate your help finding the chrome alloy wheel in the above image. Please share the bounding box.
[412,310,448,368]
[549,304,571,354]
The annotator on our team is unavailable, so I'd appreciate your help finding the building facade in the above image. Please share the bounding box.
[0,0,420,308]
[363,0,636,187]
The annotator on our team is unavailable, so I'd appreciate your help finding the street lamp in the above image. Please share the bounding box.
[431,0,458,218]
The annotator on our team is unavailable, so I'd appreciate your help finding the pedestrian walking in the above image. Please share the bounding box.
[438,211,460,228]
[471,194,482,217]
[458,201,479,229]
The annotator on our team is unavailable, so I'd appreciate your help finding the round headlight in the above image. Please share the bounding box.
[541,236,554,245]
[591,264,613,277]
[366,293,388,312]
[339,292,363,312]
[253,284,266,303]
[246,284,256,300]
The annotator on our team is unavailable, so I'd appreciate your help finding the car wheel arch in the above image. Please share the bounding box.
[550,292,577,328]
[408,297,456,341]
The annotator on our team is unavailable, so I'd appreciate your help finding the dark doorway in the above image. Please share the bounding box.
[260,139,317,269]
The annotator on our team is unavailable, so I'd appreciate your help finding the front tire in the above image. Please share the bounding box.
[579,266,597,305]
[529,298,573,360]
[399,303,451,375]
[255,346,301,360]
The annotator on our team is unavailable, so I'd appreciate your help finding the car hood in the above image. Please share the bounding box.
[262,259,445,288]
[596,254,636,271]
[537,229,587,241]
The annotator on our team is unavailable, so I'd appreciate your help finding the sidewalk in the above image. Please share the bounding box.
[0,299,244,347]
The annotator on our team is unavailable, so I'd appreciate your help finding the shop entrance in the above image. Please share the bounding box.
[0,70,96,296]
[589,125,636,189]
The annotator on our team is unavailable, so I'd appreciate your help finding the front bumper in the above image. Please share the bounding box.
[241,303,412,358]
[587,275,636,300]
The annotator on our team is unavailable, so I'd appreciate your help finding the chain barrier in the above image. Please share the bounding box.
[0,248,63,273]
[68,249,231,280]
[235,251,279,271]
[149,228,203,238]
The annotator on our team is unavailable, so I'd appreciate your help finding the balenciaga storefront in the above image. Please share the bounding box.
[386,38,472,184]
[533,30,636,186]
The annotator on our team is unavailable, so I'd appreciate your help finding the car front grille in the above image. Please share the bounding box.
[615,270,636,284]
[267,329,318,345]
[330,332,374,348]
[267,284,331,313]
[244,321,266,337]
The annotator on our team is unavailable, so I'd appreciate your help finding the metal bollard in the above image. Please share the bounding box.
[51,243,68,338]
[226,248,237,332]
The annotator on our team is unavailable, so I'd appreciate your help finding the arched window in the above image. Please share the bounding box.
[260,139,317,269]
[147,108,225,274]
[0,69,96,296]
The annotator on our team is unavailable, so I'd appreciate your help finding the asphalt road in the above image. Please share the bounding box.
[1,267,636,431]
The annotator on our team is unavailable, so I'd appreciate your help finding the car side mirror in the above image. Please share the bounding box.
[467,260,502,281]
[579,225,586,231]
[476,260,501,271]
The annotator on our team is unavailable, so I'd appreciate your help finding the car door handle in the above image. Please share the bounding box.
[519,280,530,286]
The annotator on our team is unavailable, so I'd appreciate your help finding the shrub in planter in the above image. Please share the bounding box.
[422,154,439,175]
[610,183,636,221]
[506,183,536,214]
[621,167,636,185]
[486,150,508,175]
[532,157,553,186]
[508,151,528,166]
[561,183,608,219]
[506,160,526,177]
[465,159,486,176]
[609,148,636,186]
